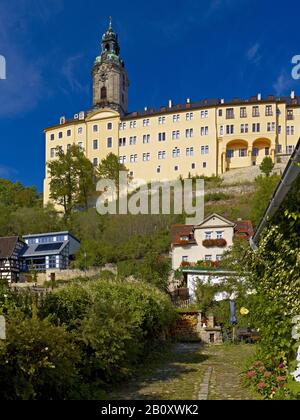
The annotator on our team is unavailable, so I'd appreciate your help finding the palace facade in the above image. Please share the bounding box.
[43,20,300,204]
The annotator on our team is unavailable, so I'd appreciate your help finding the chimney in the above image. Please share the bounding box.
[186,98,191,104]
[257,93,262,101]
[144,106,148,111]
[168,99,173,108]
[291,90,295,99]
[220,98,224,104]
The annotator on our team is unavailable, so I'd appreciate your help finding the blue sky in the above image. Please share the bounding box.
[0,0,299,191]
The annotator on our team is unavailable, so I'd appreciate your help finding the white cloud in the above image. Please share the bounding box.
[273,70,295,96]
[61,54,89,94]
[246,43,261,64]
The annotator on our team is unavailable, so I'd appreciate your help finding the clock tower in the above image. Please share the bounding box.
[92,18,129,115]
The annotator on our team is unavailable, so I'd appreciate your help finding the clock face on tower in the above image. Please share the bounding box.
[99,71,108,82]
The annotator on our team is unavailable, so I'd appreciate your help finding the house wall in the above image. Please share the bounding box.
[172,216,234,270]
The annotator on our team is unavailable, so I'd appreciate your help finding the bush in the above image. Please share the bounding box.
[39,278,177,383]
[0,311,82,400]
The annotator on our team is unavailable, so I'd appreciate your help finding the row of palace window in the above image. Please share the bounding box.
[118,129,209,146]
[118,146,210,164]
[119,111,210,130]
[50,124,114,140]
[223,106,294,119]
[220,123,295,136]
[226,147,270,158]
[121,159,208,173]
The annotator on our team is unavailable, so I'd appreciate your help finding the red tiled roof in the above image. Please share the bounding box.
[171,225,196,246]
[234,220,254,239]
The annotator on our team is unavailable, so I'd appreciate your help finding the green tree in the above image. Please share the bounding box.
[72,146,95,210]
[259,156,275,177]
[250,175,280,226]
[47,145,95,217]
[96,153,129,195]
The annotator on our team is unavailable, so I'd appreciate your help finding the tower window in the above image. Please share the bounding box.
[105,43,110,52]
[107,122,112,130]
[101,86,107,100]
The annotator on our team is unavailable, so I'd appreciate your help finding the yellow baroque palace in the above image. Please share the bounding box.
[44,21,300,205]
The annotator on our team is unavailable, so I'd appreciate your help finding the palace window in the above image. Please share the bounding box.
[265,105,273,116]
[252,106,259,117]
[158,132,166,142]
[174,166,179,171]
[67,130,71,137]
[267,122,275,132]
[173,114,180,123]
[186,112,193,121]
[201,110,208,118]
[219,125,224,136]
[226,125,234,134]
[185,128,194,138]
[240,107,247,118]
[227,149,234,158]
[119,122,126,130]
[226,108,234,119]
[287,126,295,135]
[203,162,207,168]
[143,153,150,162]
[107,122,112,130]
[158,151,166,160]
[58,132,63,139]
[143,119,150,127]
[93,125,98,133]
[157,166,161,173]
[201,126,208,136]
[119,156,127,164]
[130,121,137,129]
[107,137,112,148]
[129,136,137,145]
[172,148,180,158]
[186,147,194,156]
[50,148,55,158]
[93,158,98,167]
[158,116,166,125]
[265,147,270,156]
[286,145,295,154]
[143,134,150,144]
[78,127,83,134]
[78,142,83,151]
[50,134,55,141]
[172,130,180,140]
[241,124,249,133]
[252,123,260,133]
[93,140,98,150]
[201,145,209,155]
[218,109,223,117]
[119,137,126,147]
[191,163,196,169]
[130,154,138,163]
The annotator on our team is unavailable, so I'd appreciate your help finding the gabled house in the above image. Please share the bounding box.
[21,231,80,271]
[0,237,26,282]
[171,213,236,270]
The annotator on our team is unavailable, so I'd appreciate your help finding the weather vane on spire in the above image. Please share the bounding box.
[109,16,113,30]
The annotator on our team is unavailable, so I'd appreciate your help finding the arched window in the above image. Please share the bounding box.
[101,86,107,100]
[105,43,110,52]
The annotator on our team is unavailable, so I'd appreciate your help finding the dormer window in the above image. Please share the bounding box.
[205,232,212,240]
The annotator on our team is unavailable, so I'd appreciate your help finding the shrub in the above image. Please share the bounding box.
[0,311,82,400]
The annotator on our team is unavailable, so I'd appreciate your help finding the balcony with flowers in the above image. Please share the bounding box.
[202,238,227,248]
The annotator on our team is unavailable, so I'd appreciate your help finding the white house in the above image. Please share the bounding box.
[171,213,240,270]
